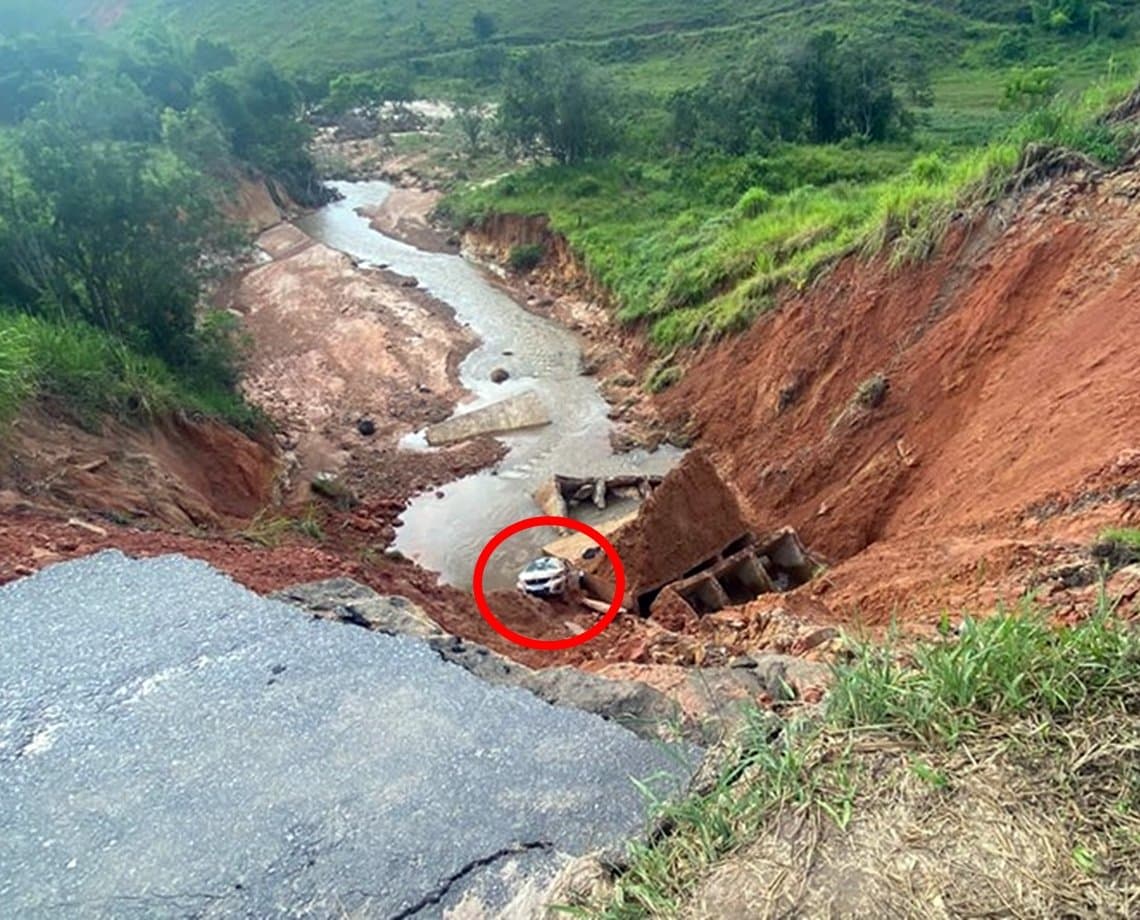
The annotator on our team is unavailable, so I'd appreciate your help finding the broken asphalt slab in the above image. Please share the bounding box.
[425,390,550,446]
[0,552,696,918]
[274,578,685,742]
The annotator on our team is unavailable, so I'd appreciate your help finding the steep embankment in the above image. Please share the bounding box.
[654,160,1140,625]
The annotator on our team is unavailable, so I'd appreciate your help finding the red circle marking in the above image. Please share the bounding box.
[472,516,626,652]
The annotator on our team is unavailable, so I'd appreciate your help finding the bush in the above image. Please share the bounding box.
[507,243,544,272]
[911,152,949,183]
[0,310,256,431]
[735,187,772,219]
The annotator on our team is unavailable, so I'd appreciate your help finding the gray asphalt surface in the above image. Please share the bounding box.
[0,552,693,917]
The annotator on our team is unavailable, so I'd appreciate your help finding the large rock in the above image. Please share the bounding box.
[0,553,696,918]
[425,390,551,446]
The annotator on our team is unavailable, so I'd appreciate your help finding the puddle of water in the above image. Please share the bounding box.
[299,181,681,592]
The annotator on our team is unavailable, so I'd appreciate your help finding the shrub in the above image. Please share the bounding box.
[735,186,772,219]
[911,152,949,183]
[507,243,544,272]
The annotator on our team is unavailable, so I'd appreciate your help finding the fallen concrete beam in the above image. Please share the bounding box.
[534,479,569,518]
[543,512,637,560]
[426,390,551,446]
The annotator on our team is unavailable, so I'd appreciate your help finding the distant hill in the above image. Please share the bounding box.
[54,0,1097,88]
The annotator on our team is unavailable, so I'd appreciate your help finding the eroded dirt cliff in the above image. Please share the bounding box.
[658,163,1140,627]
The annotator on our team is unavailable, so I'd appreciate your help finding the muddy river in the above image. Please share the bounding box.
[299,182,679,591]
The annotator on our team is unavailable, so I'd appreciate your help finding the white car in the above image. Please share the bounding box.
[516,556,571,598]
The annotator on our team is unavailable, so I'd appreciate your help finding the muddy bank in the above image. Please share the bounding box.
[0,407,277,530]
[358,185,456,253]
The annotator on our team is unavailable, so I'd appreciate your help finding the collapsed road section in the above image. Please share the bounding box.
[0,552,695,918]
[536,451,823,628]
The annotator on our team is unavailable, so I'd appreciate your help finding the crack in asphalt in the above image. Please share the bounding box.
[386,841,555,920]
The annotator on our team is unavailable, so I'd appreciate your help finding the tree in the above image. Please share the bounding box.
[472,11,498,42]
[669,32,913,153]
[197,62,325,205]
[467,44,506,84]
[0,111,225,367]
[326,67,415,113]
[453,97,489,158]
[498,53,618,164]
[1030,0,1113,34]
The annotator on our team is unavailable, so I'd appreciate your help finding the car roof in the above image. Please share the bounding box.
[522,556,564,573]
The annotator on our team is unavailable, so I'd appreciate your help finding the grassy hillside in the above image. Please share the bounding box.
[80,1,1109,92]
[141,0,843,80]
[445,72,1139,348]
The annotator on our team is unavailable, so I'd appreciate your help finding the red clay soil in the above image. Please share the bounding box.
[1,408,277,530]
[659,163,1140,628]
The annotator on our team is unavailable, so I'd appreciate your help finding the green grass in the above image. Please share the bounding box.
[1101,528,1140,552]
[0,310,259,432]
[591,592,1140,916]
[108,0,1130,96]
[133,0,805,83]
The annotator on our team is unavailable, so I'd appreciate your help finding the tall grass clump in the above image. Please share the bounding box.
[828,602,1140,746]
[0,319,35,424]
[0,310,258,431]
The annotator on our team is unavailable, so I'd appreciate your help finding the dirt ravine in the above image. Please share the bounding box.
[226,221,499,501]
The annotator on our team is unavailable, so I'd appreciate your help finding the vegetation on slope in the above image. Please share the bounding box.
[445,68,1138,347]
[588,595,1140,916]
[0,20,321,429]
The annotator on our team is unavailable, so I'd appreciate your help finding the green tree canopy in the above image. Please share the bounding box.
[498,53,619,164]
[670,31,915,153]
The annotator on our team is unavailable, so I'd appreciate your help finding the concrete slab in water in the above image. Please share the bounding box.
[0,552,692,918]
[425,391,550,446]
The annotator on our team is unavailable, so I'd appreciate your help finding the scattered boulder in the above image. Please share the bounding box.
[400,276,420,288]
[356,418,377,437]
[490,367,511,384]
[311,472,358,508]
[856,372,890,409]
[580,354,603,377]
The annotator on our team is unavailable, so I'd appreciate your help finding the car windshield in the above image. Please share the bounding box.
[523,557,563,574]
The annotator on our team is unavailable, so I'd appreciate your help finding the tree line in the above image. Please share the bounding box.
[477,31,924,166]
